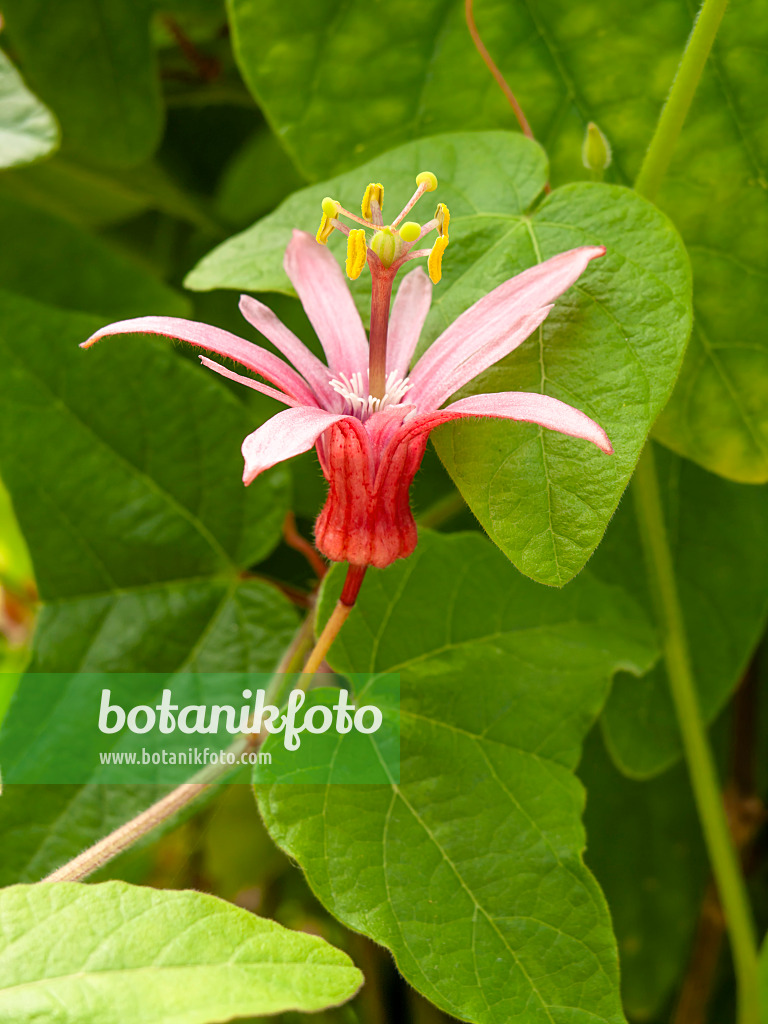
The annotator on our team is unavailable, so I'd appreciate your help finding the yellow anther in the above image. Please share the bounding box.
[428,235,449,284]
[361,183,384,220]
[346,229,367,280]
[399,221,421,243]
[416,171,438,192]
[316,213,335,245]
[322,196,339,218]
[435,202,450,236]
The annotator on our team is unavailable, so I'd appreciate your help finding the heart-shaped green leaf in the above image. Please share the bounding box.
[0,882,362,1021]
[227,0,767,483]
[1,0,162,167]
[188,131,691,585]
[0,291,295,882]
[257,530,658,1024]
[0,50,58,169]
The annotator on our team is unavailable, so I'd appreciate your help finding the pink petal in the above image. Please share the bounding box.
[199,356,297,407]
[242,406,351,485]
[284,230,369,376]
[408,246,605,407]
[81,316,318,407]
[395,391,613,454]
[238,295,340,409]
[386,267,432,379]
[411,306,553,411]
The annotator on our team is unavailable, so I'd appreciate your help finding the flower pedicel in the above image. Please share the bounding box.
[81,173,611,586]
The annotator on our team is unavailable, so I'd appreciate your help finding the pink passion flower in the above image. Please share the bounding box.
[81,173,611,573]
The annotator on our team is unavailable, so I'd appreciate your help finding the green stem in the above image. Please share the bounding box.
[634,0,730,202]
[632,444,759,1024]
[631,0,758,1018]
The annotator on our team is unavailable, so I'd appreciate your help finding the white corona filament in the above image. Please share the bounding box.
[329,370,413,418]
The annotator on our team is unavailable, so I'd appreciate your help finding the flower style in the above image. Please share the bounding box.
[82,173,611,572]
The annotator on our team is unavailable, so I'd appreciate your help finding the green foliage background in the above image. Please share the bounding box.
[0,2,767,1023]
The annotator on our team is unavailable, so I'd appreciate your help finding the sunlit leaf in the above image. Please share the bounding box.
[0,882,362,1021]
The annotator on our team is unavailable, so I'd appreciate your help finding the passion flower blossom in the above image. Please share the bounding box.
[82,173,611,573]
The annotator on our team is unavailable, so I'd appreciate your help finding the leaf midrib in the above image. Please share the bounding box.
[364,741,611,1024]
[0,960,356,998]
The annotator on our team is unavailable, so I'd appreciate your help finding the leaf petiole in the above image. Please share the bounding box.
[631,443,759,1024]
[634,0,730,201]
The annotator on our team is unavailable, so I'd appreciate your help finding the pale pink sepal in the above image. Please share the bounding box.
[408,246,605,405]
[199,356,298,407]
[238,295,341,409]
[241,406,351,485]
[410,305,553,410]
[386,267,432,379]
[80,315,318,407]
[283,231,369,377]
[401,390,613,454]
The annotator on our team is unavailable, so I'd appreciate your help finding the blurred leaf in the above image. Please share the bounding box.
[0,49,59,168]
[0,157,153,225]
[0,478,34,726]
[0,651,27,727]
[593,448,768,778]
[216,128,305,227]
[0,783,196,885]
[0,480,32,589]
[1,0,163,167]
[203,784,288,902]
[227,0,768,483]
[0,195,188,318]
[257,530,657,1024]
[188,131,691,586]
[154,0,226,16]
[0,881,362,1021]
[0,290,295,881]
[0,155,220,230]
[579,728,707,1020]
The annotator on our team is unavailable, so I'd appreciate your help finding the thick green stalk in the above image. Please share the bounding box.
[631,1,758,1019]
[634,0,730,201]
[632,446,759,1024]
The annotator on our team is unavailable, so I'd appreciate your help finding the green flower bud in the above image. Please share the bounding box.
[582,122,612,173]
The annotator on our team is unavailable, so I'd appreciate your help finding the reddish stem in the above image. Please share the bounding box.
[368,268,395,400]
[283,511,327,579]
[465,0,534,138]
[340,564,367,607]
[162,15,221,82]
[300,564,367,677]
[465,0,550,192]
